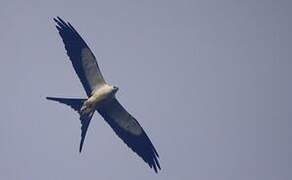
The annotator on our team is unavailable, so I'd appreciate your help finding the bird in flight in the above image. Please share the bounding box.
[46,17,160,173]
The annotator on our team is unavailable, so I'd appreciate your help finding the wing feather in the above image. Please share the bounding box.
[54,17,105,96]
[97,98,161,173]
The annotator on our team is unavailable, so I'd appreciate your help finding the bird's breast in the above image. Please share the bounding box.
[88,84,113,106]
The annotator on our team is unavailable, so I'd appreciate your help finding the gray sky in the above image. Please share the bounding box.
[0,0,292,179]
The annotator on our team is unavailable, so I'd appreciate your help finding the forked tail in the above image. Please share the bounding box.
[46,97,86,112]
[46,96,94,153]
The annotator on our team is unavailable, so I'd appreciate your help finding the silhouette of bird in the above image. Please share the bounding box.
[46,17,160,173]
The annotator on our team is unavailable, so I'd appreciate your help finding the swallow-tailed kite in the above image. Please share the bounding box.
[46,17,160,173]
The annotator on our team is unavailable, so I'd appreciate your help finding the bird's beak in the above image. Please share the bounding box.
[113,86,119,93]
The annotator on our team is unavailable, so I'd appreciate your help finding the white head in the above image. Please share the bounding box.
[112,85,119,94]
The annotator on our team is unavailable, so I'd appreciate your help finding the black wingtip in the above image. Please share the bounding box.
[53,16,63,23]
[53,17,58,22]
[79,142,84,153]
[53,17,61,30]
[53,16,67,26]
[152,159,161,173]
[154,157,161,172]
[57,16,67,25]
[46,97,59,101]
[153,164,158,173]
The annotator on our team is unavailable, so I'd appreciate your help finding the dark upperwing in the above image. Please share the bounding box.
[54,17,106,96]
[97,98,161,173]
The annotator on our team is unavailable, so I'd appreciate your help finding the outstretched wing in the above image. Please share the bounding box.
[54,17,105,96]
[97,98,161,173]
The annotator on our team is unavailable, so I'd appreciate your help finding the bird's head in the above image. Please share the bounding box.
[112,86,119,94]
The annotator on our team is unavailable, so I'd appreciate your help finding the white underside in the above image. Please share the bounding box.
[80,84,114,115]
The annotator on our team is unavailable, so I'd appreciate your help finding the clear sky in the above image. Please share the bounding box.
[0,0,292,179]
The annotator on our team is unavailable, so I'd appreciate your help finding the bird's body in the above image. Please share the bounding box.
[47,17,161,173]
[80,84,117,115]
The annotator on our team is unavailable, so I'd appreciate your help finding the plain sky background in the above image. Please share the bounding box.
[0,0,291,179]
